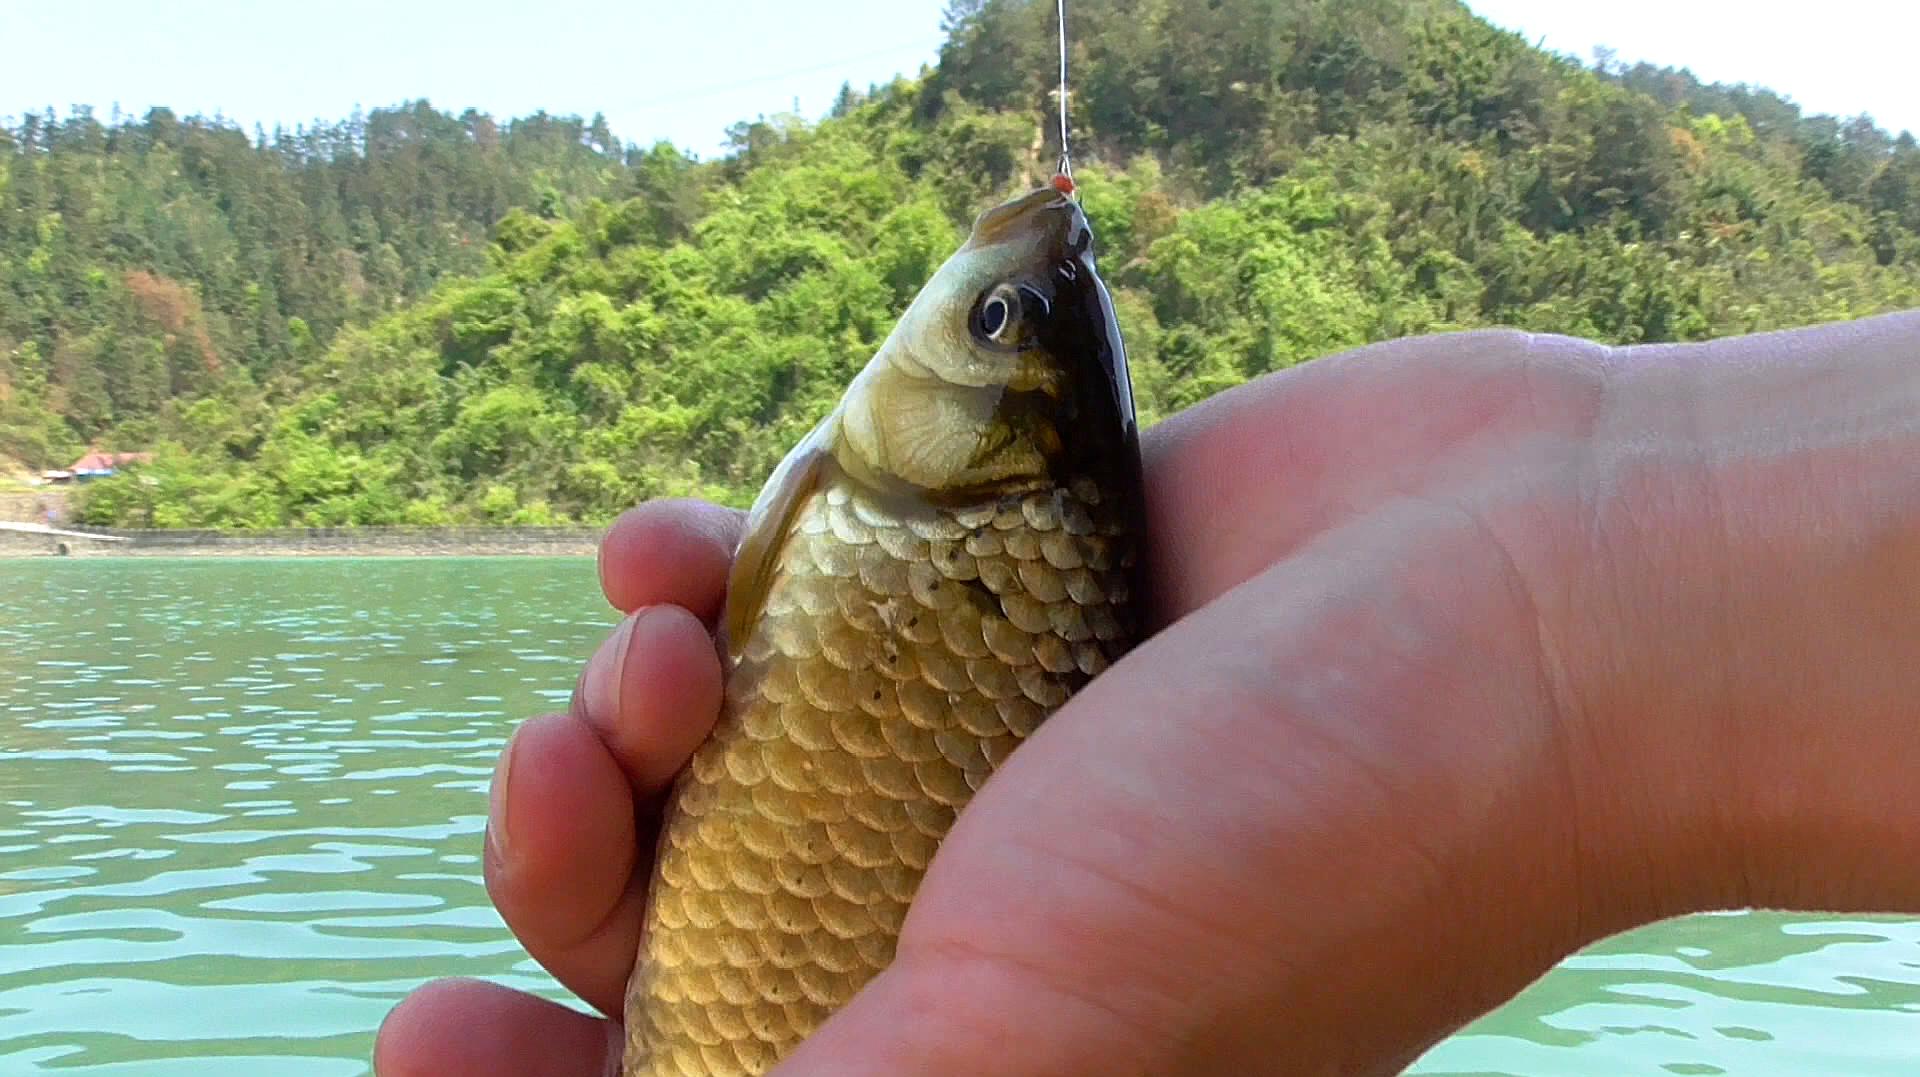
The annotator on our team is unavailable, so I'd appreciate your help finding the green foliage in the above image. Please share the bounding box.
[1,101,643,468]
[48,0,1920,528]
[1131,181,1421,405]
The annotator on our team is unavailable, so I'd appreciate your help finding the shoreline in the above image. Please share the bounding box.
[0,523,605,559]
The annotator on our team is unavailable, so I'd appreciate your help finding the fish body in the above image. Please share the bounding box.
[622,187,1144,1077]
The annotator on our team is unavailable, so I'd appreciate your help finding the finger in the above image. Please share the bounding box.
[485,713,646,1018]
[374,978,619,1077]
[572,603,725,793]
[491,605,725,1018]
[1139,329,1611,620]
[599,499,746,622]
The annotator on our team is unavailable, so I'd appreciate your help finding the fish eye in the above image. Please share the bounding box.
[981,296,1011,338]
[971,284,1023,347]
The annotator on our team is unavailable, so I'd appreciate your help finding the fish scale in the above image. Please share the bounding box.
[623,481,1134,1077]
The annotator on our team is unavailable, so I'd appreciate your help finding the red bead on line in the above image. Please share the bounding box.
[1051,173,1076,196]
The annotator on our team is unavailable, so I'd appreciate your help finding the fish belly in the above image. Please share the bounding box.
[622,478,1132,1076]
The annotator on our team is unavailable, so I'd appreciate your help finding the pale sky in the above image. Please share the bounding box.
[1,1,1913,156]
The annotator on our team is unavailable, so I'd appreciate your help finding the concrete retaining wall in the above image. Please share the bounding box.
[0,525,604,558]
[0,528,108,557]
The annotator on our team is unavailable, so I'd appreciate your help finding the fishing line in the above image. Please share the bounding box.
[1056,0,1074,188]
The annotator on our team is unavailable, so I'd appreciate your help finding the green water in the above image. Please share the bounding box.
[3,560,1917,1074]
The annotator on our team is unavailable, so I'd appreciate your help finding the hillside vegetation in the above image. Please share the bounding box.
[0,103,658,467]
[6,0,1913,527]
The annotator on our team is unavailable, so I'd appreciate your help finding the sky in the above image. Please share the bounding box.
[2,0,1914,156]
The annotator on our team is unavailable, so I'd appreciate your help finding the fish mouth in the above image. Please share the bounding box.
[968,187,1089,256]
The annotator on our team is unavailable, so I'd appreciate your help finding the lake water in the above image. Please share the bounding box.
[2,559,1916,1075]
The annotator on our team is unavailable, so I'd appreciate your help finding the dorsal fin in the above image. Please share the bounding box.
[721,415,838,658]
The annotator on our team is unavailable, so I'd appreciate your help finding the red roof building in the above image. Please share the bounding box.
[69,451,155,474]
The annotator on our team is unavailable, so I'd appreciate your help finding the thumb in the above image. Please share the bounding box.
[765,600,1265,1077]
[768,948,1161,1076]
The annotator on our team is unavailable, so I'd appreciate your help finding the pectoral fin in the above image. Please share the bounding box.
[721,416,836,657]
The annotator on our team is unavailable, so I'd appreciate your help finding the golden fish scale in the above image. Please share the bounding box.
[622,476,1136,1077]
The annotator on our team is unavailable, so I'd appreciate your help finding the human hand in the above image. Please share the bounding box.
[376,313,1920,1075]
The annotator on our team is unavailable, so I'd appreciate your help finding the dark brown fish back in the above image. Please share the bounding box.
[621,473,1137,1077]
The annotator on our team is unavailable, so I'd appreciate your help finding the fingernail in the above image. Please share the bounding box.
[486,725,519,861]
[581,610,646,728]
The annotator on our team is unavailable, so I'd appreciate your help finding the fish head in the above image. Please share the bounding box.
[838,187,1139,498]
[722,188,1144,654]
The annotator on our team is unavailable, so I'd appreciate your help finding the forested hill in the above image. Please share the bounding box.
[13,0,1918,528]
[0,102,678,468]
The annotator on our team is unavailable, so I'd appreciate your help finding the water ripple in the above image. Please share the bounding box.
[1,558,611,1072]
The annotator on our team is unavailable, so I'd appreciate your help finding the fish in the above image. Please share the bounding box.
[621,183,1146,1077]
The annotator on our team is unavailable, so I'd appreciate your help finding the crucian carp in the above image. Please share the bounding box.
[622,183,1146,1076]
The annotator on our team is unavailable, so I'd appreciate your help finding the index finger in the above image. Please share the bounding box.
[598,498,746,622]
